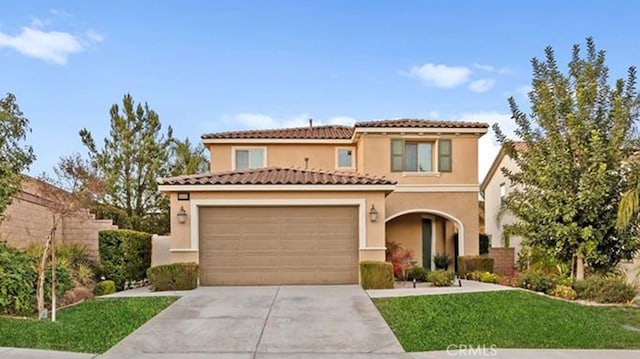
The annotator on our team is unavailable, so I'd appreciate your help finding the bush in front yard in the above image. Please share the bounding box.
[479,272,500,284]
[0,242,37,315]
[99,229,152,290]
[147,263,199,291]
[360,261,394,289]
[513,269,567,294]
[44,264,73,306]
[427,270,455,287]
[549,285,577,300]
[457,256,494,278]
[94,280,116,296]
[573,275,638,304]
[406,266,429,282]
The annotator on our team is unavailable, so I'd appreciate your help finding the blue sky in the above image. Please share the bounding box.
[2,1,639,181]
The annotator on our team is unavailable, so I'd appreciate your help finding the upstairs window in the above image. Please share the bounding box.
[392,139,451,172]
[234,148,265,170]
[499,182,506,204]
[336,148,354,169]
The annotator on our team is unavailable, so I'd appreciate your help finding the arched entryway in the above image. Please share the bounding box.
[385,209,464,271]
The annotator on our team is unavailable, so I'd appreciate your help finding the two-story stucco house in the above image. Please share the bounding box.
[157,119,488,285]
[480,142,525,263]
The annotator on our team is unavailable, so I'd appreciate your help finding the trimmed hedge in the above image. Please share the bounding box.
[94,280,116,296]
[360,261,394,289]
[99,229,152,291]
[147,263,199,291]
[458,255,494,278]
[427,270,455,287]
[406,266,429,282]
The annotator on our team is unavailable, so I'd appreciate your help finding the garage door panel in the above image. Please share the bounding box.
[199,206,358,285]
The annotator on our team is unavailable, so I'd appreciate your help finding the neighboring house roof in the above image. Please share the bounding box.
[354,119,489,129]
[480,141,525,193]
[201,119,489,141]
[157,166,397,186]
[201,125,353,140]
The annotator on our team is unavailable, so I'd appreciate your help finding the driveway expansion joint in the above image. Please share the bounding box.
[253,285,281,359]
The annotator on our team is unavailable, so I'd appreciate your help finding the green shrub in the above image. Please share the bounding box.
[479,233,490,255]
[147,263,199,291]
[99,229,152,290]
[427,270,455,287]
[466,270,482,281]
[360,261,394,289]
[549,285,577,300]
[479,272,500,284]
[0,242,37,315]
[458,256,494,278]
[513,269,562,293]
[433,253,451,270]
[44,264,73,305]
[406,266,429,282]
[573,275,638,304]
[94,280,116,296]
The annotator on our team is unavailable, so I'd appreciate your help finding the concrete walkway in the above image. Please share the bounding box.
[367,279,516,298]
[98,286,192,298]
[0,347,96,358]
[100,285,403,358]
[409,349,640,358]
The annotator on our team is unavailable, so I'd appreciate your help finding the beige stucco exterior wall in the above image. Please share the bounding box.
[357,133,480,185]
[385,213,450,267]
[165,190,388,264]
[208,143,356,172]
[385,192,479,256]
[483,152,522,261]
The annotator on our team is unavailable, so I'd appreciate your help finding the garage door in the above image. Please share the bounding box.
[199,206,359,285]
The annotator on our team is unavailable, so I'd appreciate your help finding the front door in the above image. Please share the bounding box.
[422,219,432,269]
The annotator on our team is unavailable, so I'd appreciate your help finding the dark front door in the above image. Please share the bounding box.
[422,219,432,269]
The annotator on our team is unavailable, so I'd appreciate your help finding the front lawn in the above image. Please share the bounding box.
[0,296,178,353]
[373,290,640,352]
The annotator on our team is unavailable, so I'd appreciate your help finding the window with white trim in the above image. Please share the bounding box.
[391,138,452,173]
[235,148,265,169]
[336,148,354,169]
[499,183,506,204]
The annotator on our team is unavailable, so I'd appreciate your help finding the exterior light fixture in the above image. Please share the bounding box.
[177,206,188,224]
[369,204,379,222]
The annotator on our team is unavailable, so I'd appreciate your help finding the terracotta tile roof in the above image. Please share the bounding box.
[354,119,489,129]
[201,125,354,140]
[157,167,397,186]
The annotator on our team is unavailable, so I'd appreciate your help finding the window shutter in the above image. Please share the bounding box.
[390,139,404,172]
[438,139,452,172]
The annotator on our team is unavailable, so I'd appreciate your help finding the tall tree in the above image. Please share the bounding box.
[0,93,35,220]
[79,94,172,233]
[169,137,209,176]
[494,38,639,279]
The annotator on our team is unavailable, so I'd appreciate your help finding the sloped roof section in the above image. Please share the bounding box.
[157,167,397,186]
[201,125,354,140]
[355,119,489,129]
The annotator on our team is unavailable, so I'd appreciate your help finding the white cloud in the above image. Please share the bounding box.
[474,63,511,74]
[408,63,472,89]
[516,85,532,97]
[468,78,496,93]
[0,24,103,65]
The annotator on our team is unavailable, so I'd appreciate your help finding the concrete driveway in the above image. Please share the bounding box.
[100,285,404,358]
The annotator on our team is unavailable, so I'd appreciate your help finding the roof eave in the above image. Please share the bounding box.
[158,184,396,192]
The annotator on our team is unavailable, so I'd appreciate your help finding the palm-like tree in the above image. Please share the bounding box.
[169,137,209,176]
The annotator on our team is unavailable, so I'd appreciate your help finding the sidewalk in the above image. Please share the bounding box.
[98,286,192,298]
[367,279,516,298]
[0,347,96,358]
[409,349,640,358]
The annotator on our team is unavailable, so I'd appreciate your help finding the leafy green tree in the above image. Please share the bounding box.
[0,93,35,220]
[79,94,172,234]
[169,137,209,176]
[494,38,639,279]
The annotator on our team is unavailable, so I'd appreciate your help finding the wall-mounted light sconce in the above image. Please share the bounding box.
[369,204,379,222]
[177,206,188,224]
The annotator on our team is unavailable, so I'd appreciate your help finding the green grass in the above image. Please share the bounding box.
[0,296,178,353]
[373,290,640,352]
